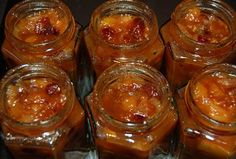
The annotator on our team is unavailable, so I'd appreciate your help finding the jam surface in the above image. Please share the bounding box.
[98,15,150,45]
[192,72,236,123]
[6,77,66,123]
[13,9,68,43]
[102,74,163,123]
[177,7,230,43]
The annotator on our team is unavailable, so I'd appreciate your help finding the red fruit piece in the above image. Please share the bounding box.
[132,113,147,123]
[130,17,146,41]
[34,17,59,35]
[142,83,159,97]
[45,83,61,95]
[101,26,116,42]
[197,35,209,43]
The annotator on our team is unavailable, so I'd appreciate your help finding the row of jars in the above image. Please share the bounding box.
[1,61,236,159]
[2,0,235,88]
[0,0,235,159]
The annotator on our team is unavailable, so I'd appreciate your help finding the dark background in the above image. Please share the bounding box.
[0,0,235,159]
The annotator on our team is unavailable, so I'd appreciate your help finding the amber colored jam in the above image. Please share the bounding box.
[87,63,178,159]
[13,9,68,43]
[192,72,236,123]
[176,65,236,159]
[102,74,163,123]
[161,2,235,90]
[6,77,66,123]
[0,64,86,159]
[177,7,230,44]
[2,3,79,82]
[85,3,164,77]
[99,15,149,45]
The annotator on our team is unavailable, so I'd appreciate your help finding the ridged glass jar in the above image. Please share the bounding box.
[2,0,81,82]
[84,0,164,77]
[86,62,177,159]
[161,0,236,90]
[0,63,85,159]
[176,63,236,159]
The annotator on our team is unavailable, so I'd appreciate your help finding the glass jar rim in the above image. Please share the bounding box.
[89,0,158,49]
[4,0,75,52]
[92,62,173,132]
[0,63,74,130]
[185,63,236,132]
[171,0,236,48]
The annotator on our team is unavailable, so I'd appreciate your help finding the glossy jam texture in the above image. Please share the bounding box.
[160,4,235,90]
[6,77,66,123]
[87,67,178,159]
[99,15,150,45]
[177,7,230,44]
[176,70,236,159]
[192,72,236,123]
[13,9,68,43]
[102,74,163,123]
[86,9,164,77]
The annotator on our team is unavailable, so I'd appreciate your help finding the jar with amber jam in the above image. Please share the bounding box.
[0,63,85,159]
[84,0,164,77]
[176,63,236,159]
[1,0,81,82]
[160,0,236,90]
[86,62,178,159]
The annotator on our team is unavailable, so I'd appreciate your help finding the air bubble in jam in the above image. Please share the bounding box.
[6,78,66,123]
[102,75,163,123]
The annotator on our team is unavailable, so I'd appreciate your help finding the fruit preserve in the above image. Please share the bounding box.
[0,63,85,159]
[176,63,236,159]
[86,62,177,159]
[160,0,236,90]
[84,0,164,77]
[2,0,81,82]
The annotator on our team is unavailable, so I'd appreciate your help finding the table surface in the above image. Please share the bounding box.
[0,0,235,158]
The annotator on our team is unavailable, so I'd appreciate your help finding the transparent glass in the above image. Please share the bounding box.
[86,62,178,159]
[176,63,236,159]
[161,0,236,90]
[84,0,164,77]
[0,63,85,159]
[1,0,81,83]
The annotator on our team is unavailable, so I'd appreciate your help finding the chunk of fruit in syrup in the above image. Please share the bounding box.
[5,78,66,123]
[193,74,236,123]
[34,17,59,35]
[100,15,148,44]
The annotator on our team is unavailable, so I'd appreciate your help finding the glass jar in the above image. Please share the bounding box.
[1,0,81,83]
[176,63,236,159]
[0,63,85,159]
[161,0,236,90]
[86,62,178,159]
[84,0,164,77]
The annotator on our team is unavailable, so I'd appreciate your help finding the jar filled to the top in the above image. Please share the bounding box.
[0,63,86,159]
[176,63,236,159]
[161,0,236,90]
[86,62,177,159]
[2,0,81,82]
[84,0,164,77]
